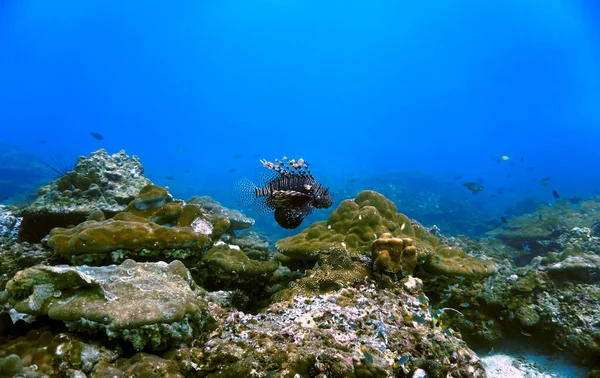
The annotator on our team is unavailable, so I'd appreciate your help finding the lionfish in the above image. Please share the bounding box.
[232,157,333,229]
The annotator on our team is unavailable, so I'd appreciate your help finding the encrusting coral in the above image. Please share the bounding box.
[2,259,213,351]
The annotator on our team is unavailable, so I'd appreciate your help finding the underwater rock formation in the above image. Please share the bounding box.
[1,260,213,351]
[17,149,150,242]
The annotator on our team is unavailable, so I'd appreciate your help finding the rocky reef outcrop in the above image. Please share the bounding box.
[16,149,150,242]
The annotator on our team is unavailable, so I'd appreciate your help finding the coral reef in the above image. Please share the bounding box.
[2,148,599,376]
[489,197,600,262]
[16,149,150,242]
[1,260,213,351]
[194,280,486,377]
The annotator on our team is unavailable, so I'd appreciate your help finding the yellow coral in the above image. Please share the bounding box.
[372,233,417,275]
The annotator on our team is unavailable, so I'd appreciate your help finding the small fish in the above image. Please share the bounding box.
[539,177,551,187]
[184,169,191,173]
[501,155,510,161]
[398,355,409,365]
[454,175,462,180]
[177,148,184,153]
[521,330,533,337]
[522,241,532,253]
[166,176,175,181]
[460,302,469,307]
[254,153,261,158]
[228,168,237,173]
[538,214,543,220]
[232,157,333,229]
[500,216,508,224]
[411,315,428,324]
[463,182,484,194]
[90,132,104,140]
[527,166,535,171]
[234,154,242,159]
[552,190,560,199]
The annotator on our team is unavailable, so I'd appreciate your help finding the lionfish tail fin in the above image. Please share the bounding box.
[232,177,258,207]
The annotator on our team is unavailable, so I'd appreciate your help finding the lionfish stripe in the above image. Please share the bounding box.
[255,187,270,198]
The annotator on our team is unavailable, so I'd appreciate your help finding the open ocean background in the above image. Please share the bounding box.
[1,0,600,239]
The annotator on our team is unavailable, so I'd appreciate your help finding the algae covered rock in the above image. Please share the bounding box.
[275,190,416,266]
[17,149,151,242]
[2,259,213,351]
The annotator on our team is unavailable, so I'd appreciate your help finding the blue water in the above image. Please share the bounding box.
[1,0,600,237]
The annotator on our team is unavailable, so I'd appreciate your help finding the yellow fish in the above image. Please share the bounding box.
[501,155,510,161]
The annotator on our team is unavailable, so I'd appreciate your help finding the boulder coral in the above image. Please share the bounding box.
[45,185,219,264]
[275,190,421,267]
